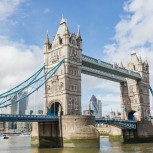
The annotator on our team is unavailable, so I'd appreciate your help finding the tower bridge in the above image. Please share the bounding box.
[0,17,153,147]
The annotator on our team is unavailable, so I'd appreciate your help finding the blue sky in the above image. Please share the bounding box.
[3,0,123,57]
[0,0,153,115]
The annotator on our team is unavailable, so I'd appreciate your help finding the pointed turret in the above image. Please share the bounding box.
[44,30,50,52]
[145,57,149,66]
[76,25,82,49]
[63,23,70,36]
[54,16,70,40]
[60,15,66,25]
[44,30,50,45]
[77,25,82,40]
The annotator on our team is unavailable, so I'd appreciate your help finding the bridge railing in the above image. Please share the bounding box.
[82,54,113,69]
[0,114,59,122]
[95,118,137,130]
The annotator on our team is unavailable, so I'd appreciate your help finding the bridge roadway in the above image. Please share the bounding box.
[0,114,136,130]
[95,118,137,130]
[82,54,141,82]
[0,114,58,122]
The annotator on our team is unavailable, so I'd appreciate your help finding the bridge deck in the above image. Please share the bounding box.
[0,114,137,130]
[95,118,137,130]
[0,114,58,122]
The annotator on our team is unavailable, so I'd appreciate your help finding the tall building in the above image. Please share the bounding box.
[10,94,18,114]
[89,95,102,118]
[9,92,28,130]
[10,91,28,115]
[19,92,28,115]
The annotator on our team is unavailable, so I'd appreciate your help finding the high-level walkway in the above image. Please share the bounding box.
[82,54,141,82]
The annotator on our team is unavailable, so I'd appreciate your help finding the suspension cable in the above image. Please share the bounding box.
[0,59,64,108]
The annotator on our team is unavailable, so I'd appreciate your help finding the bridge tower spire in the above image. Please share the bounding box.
[44,30,50,51]
[121,52,150,121]
[44,17,82,115]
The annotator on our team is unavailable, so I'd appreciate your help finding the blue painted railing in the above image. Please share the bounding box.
[95,118,137,130]
[0,114,58,122]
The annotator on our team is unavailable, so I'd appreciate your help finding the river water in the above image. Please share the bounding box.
[0,136,153,153]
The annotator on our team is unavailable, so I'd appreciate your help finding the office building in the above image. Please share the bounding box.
[89,95,102,118]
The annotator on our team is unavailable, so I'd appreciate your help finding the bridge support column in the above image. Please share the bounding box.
[61,115,100,147]
[109,126,123,141]
[31,115,100,148]
[135,121,153,143]
[109,121,153,143]
[31,122,39,146]
[122,129,137,143]
[31,120,63,148]
[109,126,137,142]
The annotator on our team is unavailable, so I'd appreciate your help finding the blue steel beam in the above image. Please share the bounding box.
[82,54,141,80]
[95,118,137,130]
[0,114,58,122]
[82,66,126,83]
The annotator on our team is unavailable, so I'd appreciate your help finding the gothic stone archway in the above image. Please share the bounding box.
[47,102,63,116]
[128,111,136,120]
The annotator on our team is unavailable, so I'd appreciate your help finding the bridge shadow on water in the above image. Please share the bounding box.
[38,116,63,148]
[32,147,100,153]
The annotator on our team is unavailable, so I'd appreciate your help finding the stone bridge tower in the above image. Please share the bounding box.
[120,51,150,121]
[44,17,82,116]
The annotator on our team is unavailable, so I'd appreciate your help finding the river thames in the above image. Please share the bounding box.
[0,136,153,153]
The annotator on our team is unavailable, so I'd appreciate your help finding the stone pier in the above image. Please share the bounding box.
[31,115,100,148]
[108,121,153,143]
[62,115,100,147]
[31,120,63,148]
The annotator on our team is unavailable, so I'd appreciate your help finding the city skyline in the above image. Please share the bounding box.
[0,0,153,115]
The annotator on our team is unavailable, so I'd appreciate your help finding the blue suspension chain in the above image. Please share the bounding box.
[0,59,64,108]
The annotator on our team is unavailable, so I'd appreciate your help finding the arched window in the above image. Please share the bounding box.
[59,38,62,44]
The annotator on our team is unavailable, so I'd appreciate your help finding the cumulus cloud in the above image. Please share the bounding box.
[82,0,153,114]
[0,37,43,92]
[82,74,119,92]
[0,36,44,114]
[0,0,21,21]
[0,1,45,113]
[104,0,153,84]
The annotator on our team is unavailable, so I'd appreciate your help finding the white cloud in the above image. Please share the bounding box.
[98,94,120,116]
[0,0,21,21]
[103,0,153,87]
[82,74,120,93]
[0,37,44,113]
[0,37,43,91]
[82,0,153,115]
